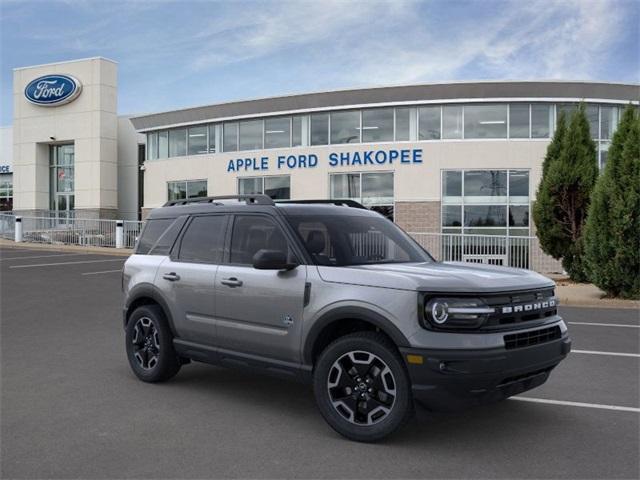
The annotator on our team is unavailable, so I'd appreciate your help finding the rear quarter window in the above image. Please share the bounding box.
[136,218,176,254]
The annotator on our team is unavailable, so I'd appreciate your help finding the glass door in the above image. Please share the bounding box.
[50,144,75,222]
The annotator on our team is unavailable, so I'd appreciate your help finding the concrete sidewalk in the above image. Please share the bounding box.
[1,239,638,310]
[0,238,132,257]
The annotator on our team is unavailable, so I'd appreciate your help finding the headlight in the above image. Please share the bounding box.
[424,297,495,329]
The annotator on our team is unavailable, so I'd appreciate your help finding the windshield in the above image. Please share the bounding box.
[286,214,433,266]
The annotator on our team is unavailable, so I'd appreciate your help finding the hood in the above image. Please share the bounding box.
[316,261,554,293]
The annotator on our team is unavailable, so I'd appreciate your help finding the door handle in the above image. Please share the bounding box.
[162,272,180,281]
[221,277,243,287]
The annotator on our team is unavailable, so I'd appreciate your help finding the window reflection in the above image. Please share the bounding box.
[464,104,507,139]
[362,108,393,143]
[330,111,360,144]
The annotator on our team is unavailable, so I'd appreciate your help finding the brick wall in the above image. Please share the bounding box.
[394,201,441,233]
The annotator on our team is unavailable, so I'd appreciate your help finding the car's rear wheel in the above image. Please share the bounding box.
[125,305,181,382]
[313,331,413,442]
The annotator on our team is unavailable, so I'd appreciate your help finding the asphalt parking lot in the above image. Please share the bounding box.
[1,245,638,479]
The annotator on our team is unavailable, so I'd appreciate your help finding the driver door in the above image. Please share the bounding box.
[214,214,307,363]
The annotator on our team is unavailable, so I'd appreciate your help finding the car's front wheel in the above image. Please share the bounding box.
[313,331,414,442]
[125,304,181,382]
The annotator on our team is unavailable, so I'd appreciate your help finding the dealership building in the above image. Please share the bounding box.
[5,57,638,242]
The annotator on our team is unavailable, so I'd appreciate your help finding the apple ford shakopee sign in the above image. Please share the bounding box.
[24,74,82,106]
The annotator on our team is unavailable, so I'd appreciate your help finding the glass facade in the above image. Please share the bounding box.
[418,106,440,140]
[167,180,207,201]
[0,173,12,211]
[238,175,290,200]
[442,169,530,236]
[143,103,624,167]
[330,172,394,220]
[264,117,291,149]
[362,108,394,143]
[330,110,360,144]
[49,144,75,217]
[464,104,507,139]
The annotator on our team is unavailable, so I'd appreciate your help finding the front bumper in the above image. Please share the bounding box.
[400,333,571,411]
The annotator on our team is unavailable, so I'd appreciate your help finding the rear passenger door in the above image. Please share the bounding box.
[157,214,228,345]
[214,214,307,363]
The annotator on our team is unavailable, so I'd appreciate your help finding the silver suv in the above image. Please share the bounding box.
[122,195,571,442]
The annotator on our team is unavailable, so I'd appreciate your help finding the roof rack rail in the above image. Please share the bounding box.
[163,194,275,207]
[275,199,367,209]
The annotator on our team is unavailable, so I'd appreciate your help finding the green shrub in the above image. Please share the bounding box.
[533,105,598,281]
[584,106,640,298]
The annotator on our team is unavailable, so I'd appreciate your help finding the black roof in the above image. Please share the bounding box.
[147,196,375,220]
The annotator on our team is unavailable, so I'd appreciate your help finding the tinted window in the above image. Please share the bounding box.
[223,122,238,152]
[149,217,187,255]
[531,104,552,138]
[169,128,187,157]
[230,216,291,264]
[265,117,291,149]
[442,171,462,197]
[310,113,329,145]
[362,108,393,142]
[330,111,360,144]
[136,218,175,254]
[395,107,411,141]
[178,215,227,263]
[442,106,463,139]
[464,104,507,139]
[509,104,529,138]
[264,176,290,199]
[188,126,207,155]
[419,106,440,140]
[239,120,263,150]
[287,214,431,266]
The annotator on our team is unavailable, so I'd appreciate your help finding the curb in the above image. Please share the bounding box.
[0,239,133,257]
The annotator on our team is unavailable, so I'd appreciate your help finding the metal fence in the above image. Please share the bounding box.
[1,215,144,249]
[1,214,564,273]
[0,213,15,240]
[123,220,144,249]
[409,232,563,273]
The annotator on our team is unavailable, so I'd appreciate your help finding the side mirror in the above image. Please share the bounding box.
[252,249,298,270]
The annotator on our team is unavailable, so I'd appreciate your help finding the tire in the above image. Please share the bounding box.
[313,331,414,442]
[125,304,181,383]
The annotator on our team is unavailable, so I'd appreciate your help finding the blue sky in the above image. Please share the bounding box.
[1,0,638,126]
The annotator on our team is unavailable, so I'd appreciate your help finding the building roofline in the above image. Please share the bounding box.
[13,56,118,71]
[130,80,640,131]
[135,79,640,118]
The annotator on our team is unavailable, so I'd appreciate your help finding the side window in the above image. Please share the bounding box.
[148,216,187,256]
[136,218,174,254]
[178,215,227,263]
[295,221,333,265]
[229,216,291,265]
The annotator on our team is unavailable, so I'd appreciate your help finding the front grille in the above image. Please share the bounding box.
[481,288,558,330]
[504,326,561,350]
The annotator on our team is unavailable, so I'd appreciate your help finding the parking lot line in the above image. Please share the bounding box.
[10,259,125,269]
[512,397,640,413]
[568,321,640,328]
[1,253,87,261]
[82,269,122,275]
[572,349,640,358]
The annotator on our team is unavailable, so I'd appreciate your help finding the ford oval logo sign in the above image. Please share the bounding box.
[24,74,82,106]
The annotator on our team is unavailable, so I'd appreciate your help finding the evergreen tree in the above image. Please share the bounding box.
[584,106,640,298]
[533,112,567,259]
[533,104,598,281]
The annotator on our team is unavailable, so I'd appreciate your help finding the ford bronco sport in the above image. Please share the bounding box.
[122,195,571,442]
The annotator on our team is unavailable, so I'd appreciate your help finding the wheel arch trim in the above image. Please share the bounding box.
[124,283,177,336]
[303,306,411,365]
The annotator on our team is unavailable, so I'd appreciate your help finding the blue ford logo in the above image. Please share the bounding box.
[24,74,82,106]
